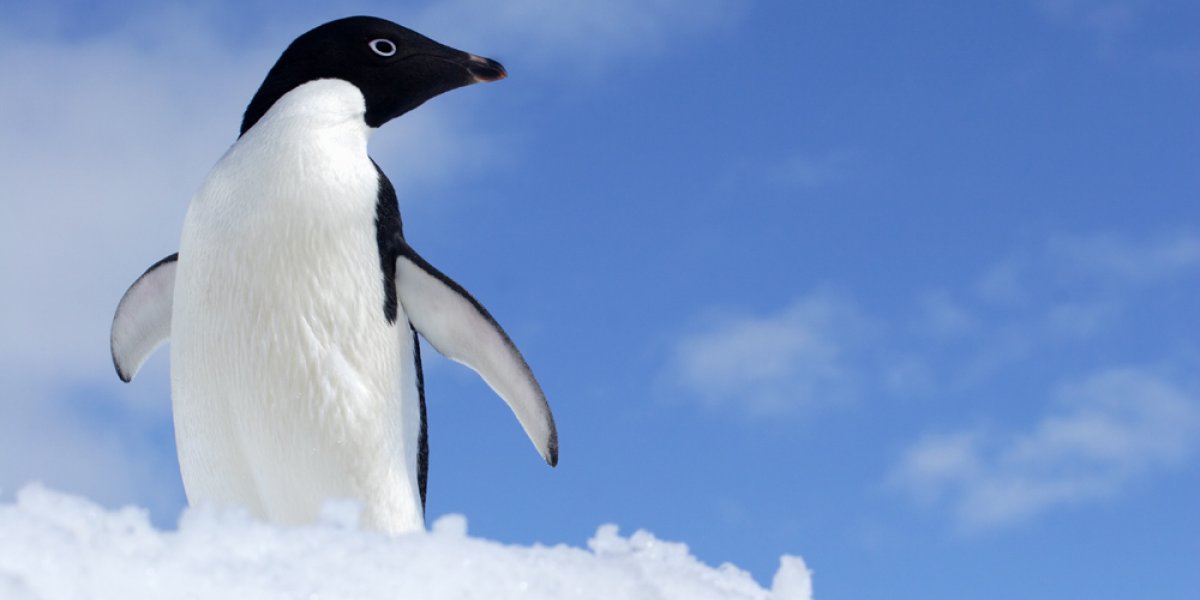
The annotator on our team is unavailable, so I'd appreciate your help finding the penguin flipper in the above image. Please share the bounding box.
[395,244,558,467]
[111,254,178,383]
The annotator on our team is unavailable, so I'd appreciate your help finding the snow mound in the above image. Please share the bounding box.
[0,485,810,600]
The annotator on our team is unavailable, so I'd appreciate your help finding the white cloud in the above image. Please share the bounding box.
[667,289,872,416]
[889,366,1200,531]
[887,232,1198,527]
[0,32,246,383]
[907,230,1197,389]
[1050,231,1200,284]
[888,431,984,505]
[667,229,1196,420]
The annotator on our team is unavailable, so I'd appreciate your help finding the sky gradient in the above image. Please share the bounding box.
[2,1,1198,598]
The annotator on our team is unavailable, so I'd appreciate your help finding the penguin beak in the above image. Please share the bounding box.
[369,47,505,126]
[463,54,507,83]
[424,51,505,87]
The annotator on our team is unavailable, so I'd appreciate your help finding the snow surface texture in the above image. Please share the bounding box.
[0,485,811,600]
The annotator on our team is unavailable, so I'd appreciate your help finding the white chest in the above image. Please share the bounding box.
[168,79,424,532]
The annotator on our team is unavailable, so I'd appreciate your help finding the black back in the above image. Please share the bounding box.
[376,161,429,512]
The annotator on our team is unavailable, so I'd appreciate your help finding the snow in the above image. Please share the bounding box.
[0,485,811,600]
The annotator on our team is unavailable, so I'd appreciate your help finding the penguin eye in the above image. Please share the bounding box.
[369,39,397,57]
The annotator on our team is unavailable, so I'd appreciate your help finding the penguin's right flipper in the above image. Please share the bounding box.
[111,253,178,383]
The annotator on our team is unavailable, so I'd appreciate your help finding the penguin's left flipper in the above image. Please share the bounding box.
[111,253,178,383]
[396,244,558,467]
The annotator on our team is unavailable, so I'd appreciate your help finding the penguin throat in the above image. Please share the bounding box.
[248,79,371,137]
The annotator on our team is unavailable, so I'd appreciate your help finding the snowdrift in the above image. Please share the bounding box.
[0,485,811,599]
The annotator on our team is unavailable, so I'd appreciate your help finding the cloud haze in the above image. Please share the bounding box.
[889,366,1199,530]
[666,289,873,415]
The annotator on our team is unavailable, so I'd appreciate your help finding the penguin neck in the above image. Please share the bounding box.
[246,78,374,148]
[218,78,382,222]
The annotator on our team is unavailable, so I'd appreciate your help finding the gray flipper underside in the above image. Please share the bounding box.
[111,254,178,382]
[395,243,558,466]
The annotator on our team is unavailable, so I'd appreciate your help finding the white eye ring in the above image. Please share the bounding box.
[369,39,397,57]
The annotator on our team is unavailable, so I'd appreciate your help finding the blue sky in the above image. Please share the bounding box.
[2,1,1198,598]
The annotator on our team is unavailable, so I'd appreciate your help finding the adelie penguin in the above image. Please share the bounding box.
[110,16,557,533]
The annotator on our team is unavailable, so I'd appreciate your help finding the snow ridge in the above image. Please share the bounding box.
[0,485,810,600]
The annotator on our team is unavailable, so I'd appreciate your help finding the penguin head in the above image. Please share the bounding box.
[240,16,505,136]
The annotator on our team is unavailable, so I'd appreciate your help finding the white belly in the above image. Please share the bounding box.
[169,80,424,533]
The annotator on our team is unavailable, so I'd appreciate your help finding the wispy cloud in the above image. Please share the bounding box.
[415,0,741,72]
[1043,300,1120,339]
[766,150,854,189]
[1049,231,1200,285]
[914,291,983,340]
[973,259,1027,306]
[889,366,1200,531]
[1034,0,1139,37]
[976,232,1200,303]
[1032,0,1200,64]
[916,230,1199,387]
[665,228,1196,423]
[880,231,1200,528]
[666,289,873,416]
[663,226,1196,529]
[1036,0,1137,28]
